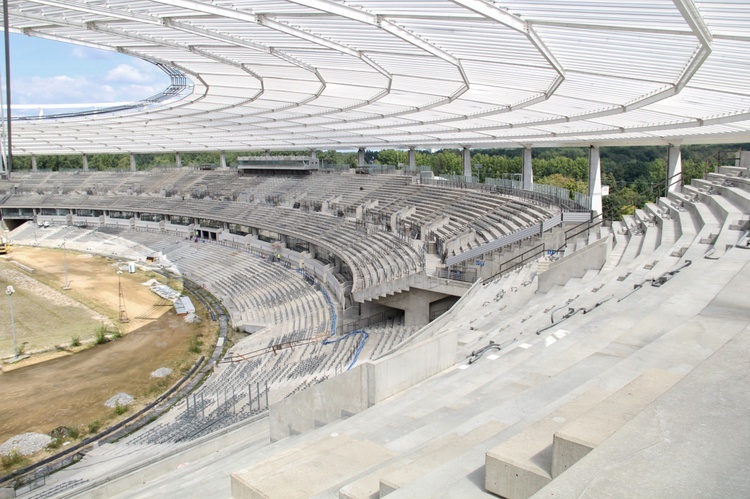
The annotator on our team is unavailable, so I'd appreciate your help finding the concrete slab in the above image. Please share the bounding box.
[551,368,682,478]
[231,434,396,499]
[532,325,750,499]
[485,388,610,499]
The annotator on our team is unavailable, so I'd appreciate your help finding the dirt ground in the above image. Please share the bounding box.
[0,247,214,450]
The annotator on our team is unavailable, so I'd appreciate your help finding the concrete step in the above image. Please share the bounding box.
[485,388,610,499]
[551,368,682,478]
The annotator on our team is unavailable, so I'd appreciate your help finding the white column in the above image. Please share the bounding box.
[522,146,533,191]
[408,147,416,168]
[176,152,182,168]
[358,148,366,167]
[220,150,227,169]
[264,149,270,158]
[462,146,471,178]
[310,149,317,160]
[31,155,37,171]
[82,153,88,171]
[588,146,603,216]
[130,153,136,171]
[667,145,682,193]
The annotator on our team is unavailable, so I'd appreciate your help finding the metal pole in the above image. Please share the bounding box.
[2,0,12,178]
[7,286,17,357]
[62,240,70,289]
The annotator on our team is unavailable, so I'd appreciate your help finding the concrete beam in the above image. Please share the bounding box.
[31,155,37,171]
[358,148,366,167]
[130,153,136,172]
[220,150,227,169]
[176,152,182,168]
[82,153,88,171]
[408,147,416,168]
[375,288,447,326]
[588,146,602,216]
[522,147,533,191]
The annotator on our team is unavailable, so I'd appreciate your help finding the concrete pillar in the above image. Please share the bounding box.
[220,150,227,169]
[31,155,37,171]
[667,145,682,193]
[265,149,270,158]
[176,152,182,168]
[358,148,366,167]
[310,149,317,160]
[462,146,471,178]
[408,147,416,168]
[522,147,533,191]
[82,154,88,171]
[130,153,136,172]
[588,146,602,216]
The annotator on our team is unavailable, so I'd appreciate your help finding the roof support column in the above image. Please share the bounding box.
[31,155,37,171]
[310,149,317,160]
[220,150,227,169]
[264,149,270,158]
[522,146,533,191]
[462,146,471,178]
[82,153,88,172]
[358,148,365,167]
[176,152,182,168]
[408,147,416,168]
[588,146,602,216]
[667,144,682,193]
[130,153,136,172]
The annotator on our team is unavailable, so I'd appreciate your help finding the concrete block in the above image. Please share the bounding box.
[379,420,507,495]
[552,369,682,478]
[485,388,609,499]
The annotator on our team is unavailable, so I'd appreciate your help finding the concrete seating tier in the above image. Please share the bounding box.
[219,170,750,499]
[13,169,750,499]
[1,170,562,257]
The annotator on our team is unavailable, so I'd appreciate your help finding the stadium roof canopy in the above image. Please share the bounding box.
[5,0,750,155]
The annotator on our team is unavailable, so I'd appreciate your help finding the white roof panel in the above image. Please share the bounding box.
[5,0,750,154]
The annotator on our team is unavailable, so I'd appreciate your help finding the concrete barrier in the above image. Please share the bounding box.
[537,235,609,293]
[269,329,457,441]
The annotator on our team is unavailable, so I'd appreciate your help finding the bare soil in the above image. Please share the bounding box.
[0,246,214,451]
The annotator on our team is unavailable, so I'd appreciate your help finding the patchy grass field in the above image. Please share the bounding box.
[0,246,217,467]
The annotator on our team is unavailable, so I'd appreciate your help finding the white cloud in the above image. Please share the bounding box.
[12,74,165,107]
[104,64,152,84]
[70,46,114,61]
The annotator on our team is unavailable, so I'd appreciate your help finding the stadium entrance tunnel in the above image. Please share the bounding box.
[0,217,31,231]
[373,288,449,326]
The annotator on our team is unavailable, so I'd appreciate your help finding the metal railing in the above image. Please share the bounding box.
[484,242,546,284]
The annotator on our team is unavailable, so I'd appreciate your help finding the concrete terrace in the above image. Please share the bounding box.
[1,165,748,498]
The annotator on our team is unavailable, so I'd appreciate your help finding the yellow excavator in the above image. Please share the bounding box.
[0,234,8,255]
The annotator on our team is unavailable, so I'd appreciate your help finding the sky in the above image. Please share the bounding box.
[1,33,172,115]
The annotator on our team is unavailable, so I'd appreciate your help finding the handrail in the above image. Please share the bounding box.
[483,242,545,285]
[555,213,603,254]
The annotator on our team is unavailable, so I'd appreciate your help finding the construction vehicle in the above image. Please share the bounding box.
[0,235,8,255]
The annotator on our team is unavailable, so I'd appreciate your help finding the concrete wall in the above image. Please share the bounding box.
[537,235,609,293]
[269,329,457,441]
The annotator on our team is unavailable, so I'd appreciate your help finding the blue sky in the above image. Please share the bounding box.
[2,33,171,114]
